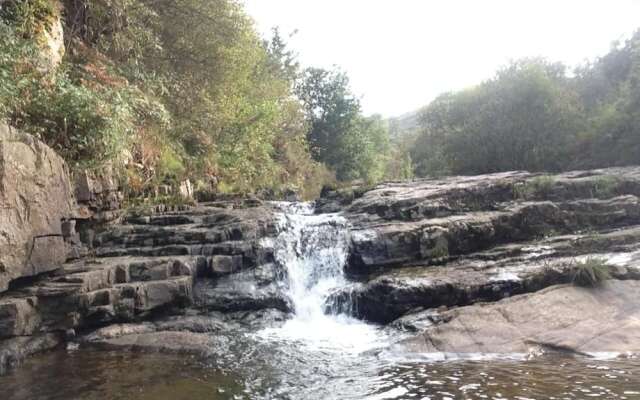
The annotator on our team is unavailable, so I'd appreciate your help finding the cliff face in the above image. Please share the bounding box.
[0,123,74,292]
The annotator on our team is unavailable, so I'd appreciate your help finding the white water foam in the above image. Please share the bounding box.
[257,202,387,353]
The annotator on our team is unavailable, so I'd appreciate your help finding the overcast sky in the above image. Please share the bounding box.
[244,0,640,117]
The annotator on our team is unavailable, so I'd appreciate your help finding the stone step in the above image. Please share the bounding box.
[94,240,273,269]
[334,167,640,221]
[124,214,197,226]
[333,226,640,324]
[94,221,273,249]
[333,252,640,324]
[348,195,640,272]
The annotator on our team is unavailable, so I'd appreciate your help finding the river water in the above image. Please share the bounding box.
[2,203,640,399]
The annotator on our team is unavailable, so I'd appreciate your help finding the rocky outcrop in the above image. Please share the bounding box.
[330,227,640,323]
[0,197,286,372]
[320,168,640,355]
[398,279,640,355]
[0,333,63,375]
[0,123,74,292]
[73,167,123,224]
[39,12,65,71]
[339,169,640,272]
[0,124,290,373]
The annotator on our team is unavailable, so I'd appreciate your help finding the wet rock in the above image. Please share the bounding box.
[153,315,226,333]
[224,308,290,330]
[201,255,243,277]
[81,323,157,343]
[334,226,640,323]
[0,333,63,375]
[115,276,193,315]
[194,264,289,313]
[0,297,40,338]
[400,280,640,355]
[94,331,216,356]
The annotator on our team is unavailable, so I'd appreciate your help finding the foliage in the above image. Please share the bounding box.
[0,23,38,118]
[591,175,621,198]
[412,59,584,176]
[409,31,640,178]
[513,175,556,200]
[571,257,611,288]
[2,0,344,199]
[296,67,390,183]
[10,0,638,201]
[0,0,57,37]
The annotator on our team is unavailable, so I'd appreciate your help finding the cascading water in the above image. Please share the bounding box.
[258,202,386,353]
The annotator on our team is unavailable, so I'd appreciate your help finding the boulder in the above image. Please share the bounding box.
[194,264,290,313]
[400,280,640,355]
[0,124,74,292]
[201,255,243,277]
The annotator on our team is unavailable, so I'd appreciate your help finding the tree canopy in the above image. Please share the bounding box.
[409,31,640,177]
[0,0,394,199]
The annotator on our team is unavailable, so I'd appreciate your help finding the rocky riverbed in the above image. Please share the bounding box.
[2,127,640,398]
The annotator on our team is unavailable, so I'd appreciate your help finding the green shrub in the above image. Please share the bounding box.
[0,22,40,118]
[0,0,57,37]
[16,70,137,167]
[592,175,620,199]
[514,175,556,199]
[571,257,611,287]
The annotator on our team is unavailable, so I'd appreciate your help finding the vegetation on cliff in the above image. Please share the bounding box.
[0,0,392,200]
[2,1,639,197]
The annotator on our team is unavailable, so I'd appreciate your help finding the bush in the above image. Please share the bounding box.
[592,175,621,199]
[571,257,611,287]
[20,72,137,166]
[0,22,40,118]
[513,175,556,199]
[0,0,57,37]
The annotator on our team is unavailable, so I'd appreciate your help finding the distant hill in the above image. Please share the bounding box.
[388,109,422,138]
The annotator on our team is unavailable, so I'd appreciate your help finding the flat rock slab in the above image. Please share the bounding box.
[96,331,216,355]
[401,280,640,355]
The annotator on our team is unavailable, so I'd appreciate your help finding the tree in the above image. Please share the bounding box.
[411,58,584,176]
[296,67,389,182]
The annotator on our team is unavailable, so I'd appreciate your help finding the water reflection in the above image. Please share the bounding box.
[1,349,240,400]
[2,347,640,400]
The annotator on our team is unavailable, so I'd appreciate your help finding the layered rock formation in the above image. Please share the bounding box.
[2,127,640,372]
[0,200,283,372]
[323,168,640,354]
[1,126,284,372]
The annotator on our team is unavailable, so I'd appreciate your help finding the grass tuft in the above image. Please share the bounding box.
[571,257,611,287]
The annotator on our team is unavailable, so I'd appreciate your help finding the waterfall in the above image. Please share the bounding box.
[272,202,349,318]
[257,202,386,353]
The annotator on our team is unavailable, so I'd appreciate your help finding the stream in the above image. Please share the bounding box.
[2,203,640,399]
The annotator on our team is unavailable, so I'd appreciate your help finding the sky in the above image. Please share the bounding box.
[244,0,640,118]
